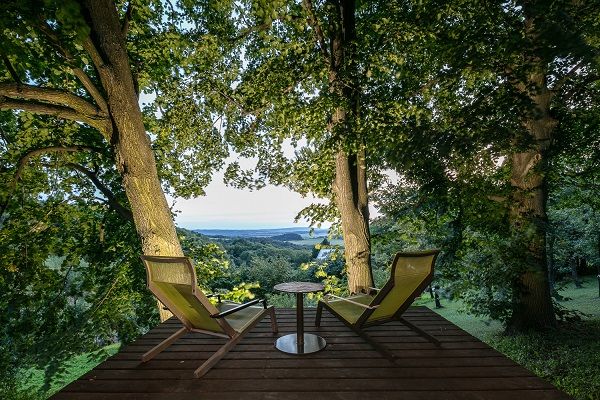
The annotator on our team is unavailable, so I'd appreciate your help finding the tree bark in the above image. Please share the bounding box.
[328,0,373,293]
[572,256,582,288]
[507,67,556,331]
[82,0,183,321]
[333,150,373,293]
[547,232,555,292]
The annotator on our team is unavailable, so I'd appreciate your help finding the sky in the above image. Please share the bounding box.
[170,170,328,230]
[140,93,321,230]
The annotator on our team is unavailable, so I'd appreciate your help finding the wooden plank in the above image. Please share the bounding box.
[52,389,572,400]
[110,348,505,360]
[60,377,554,393]
[80,365,536,381]
[93,356,522,370]
[120,341,491,353]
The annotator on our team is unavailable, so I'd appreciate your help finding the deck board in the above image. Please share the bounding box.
[51,307,571,399]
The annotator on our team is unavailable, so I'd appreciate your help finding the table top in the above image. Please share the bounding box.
[274,281,324,294]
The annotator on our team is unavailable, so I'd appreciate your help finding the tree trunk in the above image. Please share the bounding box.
[333,150,373,293]
[571,256,582,288]
[507,66,556,331]
[547,233,555,292]
[328,0,373,293]
[82,0,182,321]
[597,234,600,297]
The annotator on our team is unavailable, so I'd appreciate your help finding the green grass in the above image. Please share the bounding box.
[13,344,120,399]
[555,277,600,318]
[417,276,600,400]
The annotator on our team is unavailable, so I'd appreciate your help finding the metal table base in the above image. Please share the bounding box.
[275,291,326,355]
[275,333,327,354]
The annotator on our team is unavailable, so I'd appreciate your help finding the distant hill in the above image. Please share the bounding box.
[270,233,303,241]
[194,227,328,239]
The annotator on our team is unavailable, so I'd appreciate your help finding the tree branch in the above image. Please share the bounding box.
[73,67,110,113]
[302,0,330,61]
[234,15,301,41]
[81,36,106,74]
[121,2,133,37]
[0,97,111,135]
[1,50,21,84]
[0,145,102,219]
[0,83,105,118]
[36,19,109,113]
[66,162,134,222]
[552,59,587,93]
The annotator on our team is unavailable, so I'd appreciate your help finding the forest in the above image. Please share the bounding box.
[0,0,599,399]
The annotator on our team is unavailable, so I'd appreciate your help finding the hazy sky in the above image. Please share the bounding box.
[171,170,329,230]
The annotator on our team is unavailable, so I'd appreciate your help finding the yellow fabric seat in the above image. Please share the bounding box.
[324,294,374,324]
[219,301,266,333]
[316,250,441,361]
[141,255,278,378]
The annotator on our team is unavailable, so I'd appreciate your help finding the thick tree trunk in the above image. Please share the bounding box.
[507,69,556,331]
[328,0,373,293]
[333,150,373,293]
[82,0,182,321]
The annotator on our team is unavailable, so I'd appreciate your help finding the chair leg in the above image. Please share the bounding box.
[269,306,278,333]
[194,336,241,378]
[354,329,396,363]
[398,317,441,347]
[142,327,188,362]
[195,307,271,378]
[315,302,323,327]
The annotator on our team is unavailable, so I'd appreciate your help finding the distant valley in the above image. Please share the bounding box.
[193,227,330,239]
[193,227,343,247]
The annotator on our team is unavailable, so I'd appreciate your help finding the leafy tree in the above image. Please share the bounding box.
[370,0,600,330]
[218,0,453,293]
[441,0,600,330]
[0,0,238,321]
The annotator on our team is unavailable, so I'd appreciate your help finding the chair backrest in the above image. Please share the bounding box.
[358,250,439,326]
[141,255,227,335]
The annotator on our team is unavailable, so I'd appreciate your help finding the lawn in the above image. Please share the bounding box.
[13,344,120,400]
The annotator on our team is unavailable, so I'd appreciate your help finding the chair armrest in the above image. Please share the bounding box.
[326,294,379,310]
[210,298,267,318]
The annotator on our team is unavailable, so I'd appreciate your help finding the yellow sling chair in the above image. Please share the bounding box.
[315,250,441,361]
[141,255,278,378]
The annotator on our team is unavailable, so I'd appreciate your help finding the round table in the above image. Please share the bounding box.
[273,281,327,355]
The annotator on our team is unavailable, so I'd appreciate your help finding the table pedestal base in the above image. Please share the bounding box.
[275,333,326,355]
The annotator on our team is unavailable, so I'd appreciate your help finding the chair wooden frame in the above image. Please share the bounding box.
[141,255,278,378]
[315,250,441,362]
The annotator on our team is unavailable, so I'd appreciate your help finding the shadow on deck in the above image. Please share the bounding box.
[51,306,571,400]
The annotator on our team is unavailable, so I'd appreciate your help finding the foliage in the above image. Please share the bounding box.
[301,247,347,298]
[217,237,313,298]
[491,321,600,400]
[178,229,258,302]
[0,172,155,397]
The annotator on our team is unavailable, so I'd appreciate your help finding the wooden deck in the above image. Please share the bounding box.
[51,307,571,400]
